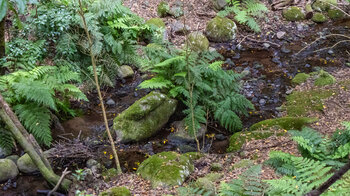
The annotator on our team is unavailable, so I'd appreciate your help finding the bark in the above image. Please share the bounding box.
[0,94,71,191]
[0,18,5,75]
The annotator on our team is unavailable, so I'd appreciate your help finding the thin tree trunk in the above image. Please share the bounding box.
[0,94,71,191]
[0,18,5,75]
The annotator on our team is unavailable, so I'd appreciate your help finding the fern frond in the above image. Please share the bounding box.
[0,126,14,153]
[139,76,174,89]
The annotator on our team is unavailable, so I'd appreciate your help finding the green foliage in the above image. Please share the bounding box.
[0,0,37,22]
[139,46,253,133]
[218,0,268,32]
[177,186,213,196]
[219,164,267,196]
[0,66,87,147]
[0,123,14,152]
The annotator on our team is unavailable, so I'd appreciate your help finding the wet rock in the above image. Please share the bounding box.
[272,57,281,64]
[171,21,190,35]
[118,65,134,79]
[215,134,226,141]
[205,16,237,42]
[0,159,18,182]
[209,47,217,52]
[263,43,270,49]
[187,32,209,52]
[113,91,177,142]
[211,0,227,10]
[276,31,286,39]
[137,151,194,187]
[305,64,311,68]
[106,99,116,107]
[282,6,305,21]
[17,153,39,173]
[237,44,244,50]
[157,1,170,17]
[5,155,19,163]
[225,58,235,66]
[297,23,304,31]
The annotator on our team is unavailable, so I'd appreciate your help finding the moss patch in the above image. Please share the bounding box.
[205,16,237,42]
[99,186,131,196]
[146,18,165,28]
[312,12,328,23]
[137,151,194,187]
[193,173,222,193]
[285,89,335,116]
[312,0,337,12]
[102,168,118,182]
[250,117,318,131]
[282,6,305,21]
[292,73,311,85]
[232,159,254,170]
[328,9,344,20]
[314,70,336,86]
[187,32,209,52]
[157,1,170,17]
[183,152,204,161]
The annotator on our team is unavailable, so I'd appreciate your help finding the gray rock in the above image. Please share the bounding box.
[118,65,134,79]
[0,159,19,182]
[6,155,19,163]
[0,147,10,159]
[215,134,227,141]
[263,43,270,49]
[209,47,217,52]
[281,45,291,53]
[167,120,207,144]
[276,31,286,39]
[106,99,116,107]
[211,0,227,10]
[86,159,98,168]
[328,49,334,55]
[169,5,184,18]
[259,99,266,105]
[17,153,38,173]
[171,21,190,35]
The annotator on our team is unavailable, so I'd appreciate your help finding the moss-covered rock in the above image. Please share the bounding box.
[328,9,344,20]
[169,5,184,18]
[249,117,318,131]
[183,152,204,161]
[292,73,311,85]
[227,130,286,152]
[102,168,118,182]
[282,6,305,21]
[210,163,223,171]
[193,173,222,193]
[118,65,134,79]
[99,186,131,196]
[17,153,39,173]
[137,151,194,187]
[6,155,19,163]
[205,16,237,42]
[0,159,19,182]
[312,0,337,12]
[157,1,170,17]
[186,32,209,52]
[146,18,165,28]
[113,91,177,142]
[305,3,313,12]
[314,70,336,86]
[312,12,328,23]
[285,89,335,116]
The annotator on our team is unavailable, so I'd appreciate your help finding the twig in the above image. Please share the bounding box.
[47,168,71,196]
[313,40,350,53]
[245,35,281,47]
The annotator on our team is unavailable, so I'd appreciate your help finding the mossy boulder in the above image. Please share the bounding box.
[314,70,336,86]
[118,65,134,79]
[292,73,311,85]
[205,16,237,42]
[186,32,209,52]
[282,6,305,21]
[113,91,177,142]
[137,151,194,187]
[102,168,118,182]
[183,152,204,161]
[328,9,344,20]
[0,159,19,182]
[17,153,39,173]
[285,89,335,116]
[249,117,318,131]
[312,0,337,12]
[312,12,328,23]
[157,1,170,17]
[193,173,222,193]
[146,18,165,28]
[227,130,286,152]
[99,186,131,196]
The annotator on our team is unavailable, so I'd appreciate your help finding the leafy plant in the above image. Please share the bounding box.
[73,169,87,181]
[0,66,87,148]
[139,46,253,133]
[219,0,268,32]
[177,186,213,196]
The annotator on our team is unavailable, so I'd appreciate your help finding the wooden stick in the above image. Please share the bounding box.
[48,168,71,196]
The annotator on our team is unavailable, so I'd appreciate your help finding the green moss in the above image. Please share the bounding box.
[282,6,305,21]
[193,173,222,193]
[328,9,344,20]
[102,168,118,182]
[250,117,318,131]
[285,89,335,116]
[314,70,336,86]
[305,4,313,12]
[187,32,209,52]
[312,12,328,23]
[146,18,165,28]
[292,73,311,85]
[205,16,237,42]
[183,152,204,161]
[312,0,337,12]
[137,151,194,187]
[157,1,170,17]
[232,159,254,170]
[210,163,223,171]
[99,186,131,196]
[227,130,285,152]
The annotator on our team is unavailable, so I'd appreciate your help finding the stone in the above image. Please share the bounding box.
[169,5,184,18]
[106,99,116,107]
[215,133,226,141]
[328,9,344,20]
[205,16,237,42]
[118,65,134,79]
[146,18,166,28]
[99,186,131,196]
[0,159,18,182]
[0,147,10,159]
[194,173,222,193]
[312,13,327,23]
[157,1,170,17]
[86,159,98,168]
[167,120,207,144]
[186,32,209,52]
[113,91,177,142]
[5,155,19,163]
[171,21,190,35]
[263,43,270,48]
[282,6,305,21]
[211,0,227,10]
[312,0,337,12]
[276,31,286,39]
[137,151,194,187]
[17,153,38,173]
[281,45,291,53]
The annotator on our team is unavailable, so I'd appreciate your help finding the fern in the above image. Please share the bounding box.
[0,125,14,152]
[177,186,213,196]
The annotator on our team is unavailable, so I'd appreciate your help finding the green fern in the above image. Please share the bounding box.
[177,186,213,196]
[0,125,14,153]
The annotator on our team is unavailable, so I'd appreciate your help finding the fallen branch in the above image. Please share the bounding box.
[48,168,71,196]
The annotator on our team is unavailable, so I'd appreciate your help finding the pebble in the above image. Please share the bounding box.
[272,57,281,64]
[281,45,291,53]
[259,99,266,105]
[232,53,241,59]
[106,99,116,107]
[305,64,311,68]
[276,31,286,39]
[328,49,334,55]
[263,43,270,49]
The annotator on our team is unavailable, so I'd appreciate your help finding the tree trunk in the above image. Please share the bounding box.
[0,18,5,75]
[0,94,71,191]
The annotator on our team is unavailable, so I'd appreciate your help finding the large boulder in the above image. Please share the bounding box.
[0,159,19,182]
[282,6,305,21]
[17,153,38,173]
[205,16,237,42]
[113,91,177,142]
[186,32,210,52]
[137,151,194,187]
